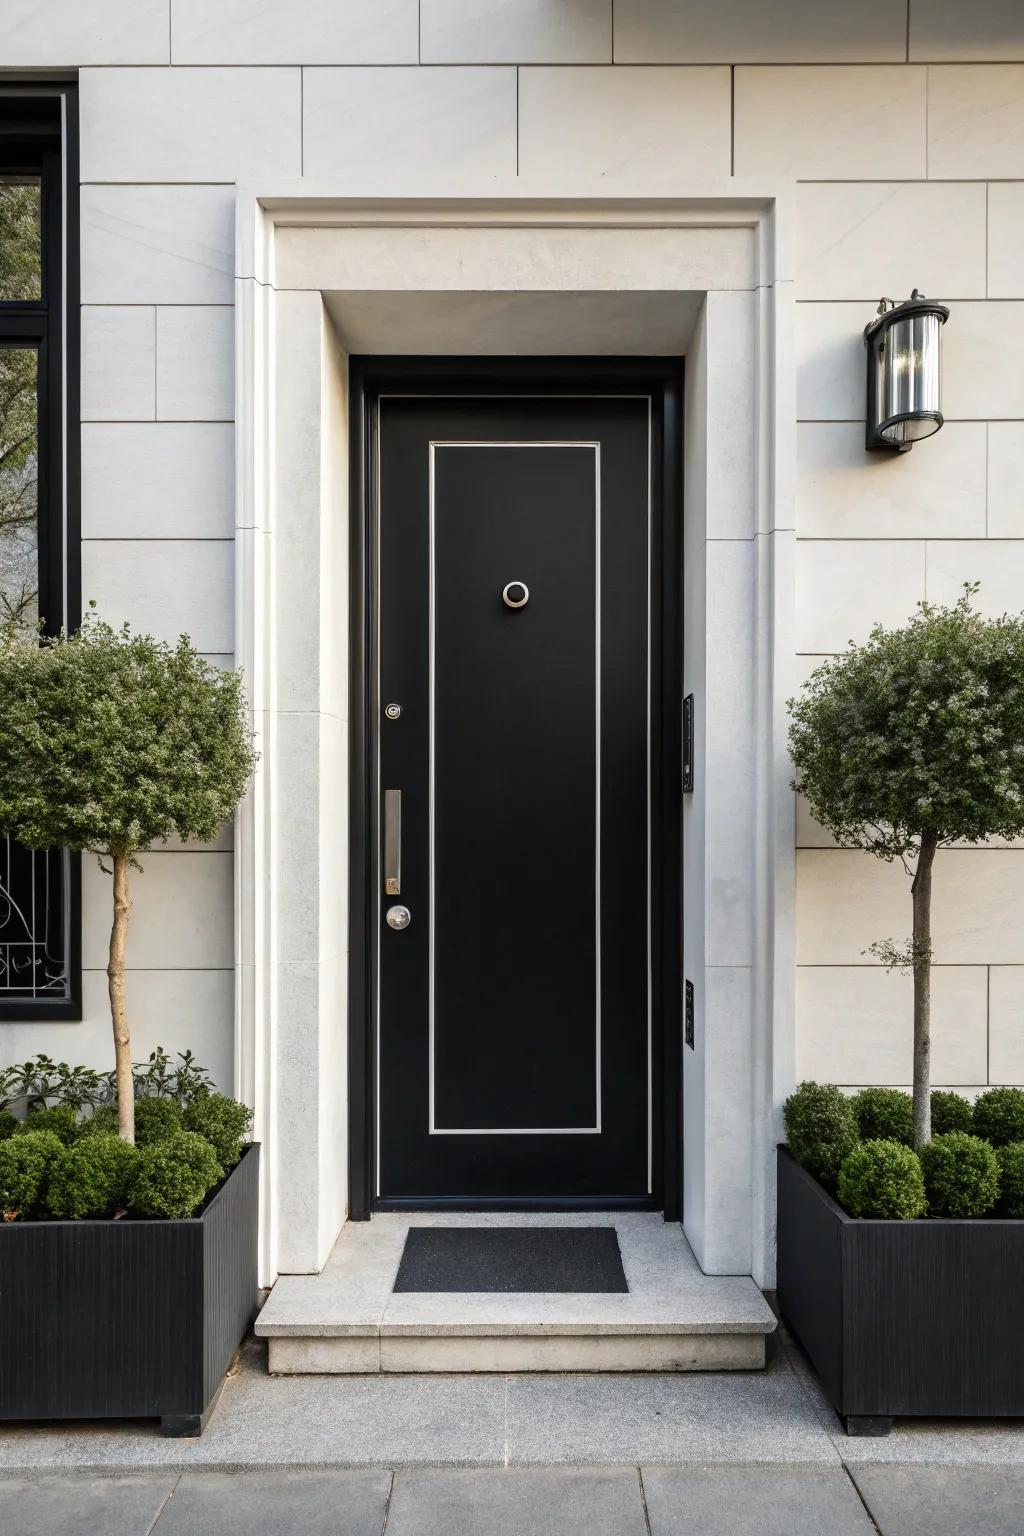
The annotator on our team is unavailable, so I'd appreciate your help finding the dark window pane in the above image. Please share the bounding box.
[0,842,70,1001]
[0,178,42,301]
[0,345,38,631]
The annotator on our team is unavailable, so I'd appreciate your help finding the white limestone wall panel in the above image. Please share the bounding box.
[734,67,927,180]
[81,307,156,423]
[80,539,234,655]
[517,67,731,184]
[910,2,1024,62]
[79,68,302,182]
[795,182,986,303]
[926,66,1024,178]
[797,966,988,1087]
[421,0,612,63]
[81,187,235,307]
[0,0,168,66]
[797,851,1024,967]
[614,0,906,64]
[302,67,517,185]
[82,424,235,540]
[170,0,418,65]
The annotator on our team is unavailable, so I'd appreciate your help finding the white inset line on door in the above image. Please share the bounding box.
[428,441,602,1136]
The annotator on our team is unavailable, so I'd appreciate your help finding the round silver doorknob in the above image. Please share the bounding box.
[385,904,411,930]
[502,581,529,609]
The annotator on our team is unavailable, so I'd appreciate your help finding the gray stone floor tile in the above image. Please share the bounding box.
[386,1467,648,1536]
[850,1465,1024,1535]
[504,1354,839,1465]
[642,1465,876,1535]
[152,1470,390,1535]
[0,1474,176,1536]
[0,1367,505,1472]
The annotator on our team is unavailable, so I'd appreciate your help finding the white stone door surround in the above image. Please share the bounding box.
[234,181,796,1290]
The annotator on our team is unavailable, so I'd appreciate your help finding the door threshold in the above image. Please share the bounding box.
[373,1196,661,1215]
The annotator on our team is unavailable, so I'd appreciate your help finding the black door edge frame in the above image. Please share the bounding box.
[0,81,81,1023]
[347,358,684,1223]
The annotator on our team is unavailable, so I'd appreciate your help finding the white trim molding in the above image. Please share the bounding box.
[233,181,796,1288]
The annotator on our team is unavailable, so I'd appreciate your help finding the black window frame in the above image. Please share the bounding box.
[0,82,81,1022]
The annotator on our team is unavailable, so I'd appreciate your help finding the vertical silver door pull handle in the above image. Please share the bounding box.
[384,789,402,895]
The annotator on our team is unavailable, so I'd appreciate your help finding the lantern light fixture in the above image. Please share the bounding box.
[864,290,949,453]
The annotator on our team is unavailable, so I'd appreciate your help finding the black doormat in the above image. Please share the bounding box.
[392,1226,628,1293]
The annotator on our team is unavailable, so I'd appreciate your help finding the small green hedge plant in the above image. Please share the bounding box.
[996,1143,1024,1218]
[0,1130,63,1219]
[784,1082,859,1184]
[852,1088,913,1146]
[133,1096,183,1147]
[931,1090,973,1137]
[972,1087,1024,1147]
[919,1132,1000,1218]
[47,1135,139,1220]
[0,1110,16,1140]
[183,1093,253,1171]
[838,1140,927,1219]
[13,1104,80,1146]
[78,1104,119,1139]
[129,1131,222,1219]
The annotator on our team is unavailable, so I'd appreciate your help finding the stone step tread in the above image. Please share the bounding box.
[256,1213,776,1342]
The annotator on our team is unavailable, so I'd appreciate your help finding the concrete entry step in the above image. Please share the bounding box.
[255,1213,776,1374]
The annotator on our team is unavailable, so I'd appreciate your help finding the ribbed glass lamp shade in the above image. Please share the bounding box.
[865,294,949,452]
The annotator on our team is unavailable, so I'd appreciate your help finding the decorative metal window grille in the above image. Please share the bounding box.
[0,841,70,1001]
[0,86,80,1020]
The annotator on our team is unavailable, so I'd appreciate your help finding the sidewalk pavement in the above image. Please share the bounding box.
[2,1328,1024,1533]
[5,1463,1024,1536]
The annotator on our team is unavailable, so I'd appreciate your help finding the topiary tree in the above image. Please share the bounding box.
[47,1134,139,1220]
[0,1129,63,1219]
[838,1139,926,1220]
[183,1092,253,1170]
[789,589,1024,1149]
[972,1087,1024,1147]
[783,1081,860,1185]
[852,1087,913,1146]
[919,1131,1000,1218]
[931,1089,973,1137]
[129,1131,222,1219]
[0,615,255,1143]
[996,1143,1024,1218]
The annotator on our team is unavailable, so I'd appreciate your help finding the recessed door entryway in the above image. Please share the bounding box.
[354,363,683,1212]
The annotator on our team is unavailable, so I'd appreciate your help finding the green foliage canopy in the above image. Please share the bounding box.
[0,615,256,858]
[788,589,1024,858]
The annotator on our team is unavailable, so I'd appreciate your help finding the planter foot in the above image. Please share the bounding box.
[845,1415,893,1438]
[161,1411,203,1438]
[161,1379,225,1439]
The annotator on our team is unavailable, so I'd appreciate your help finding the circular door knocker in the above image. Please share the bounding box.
[502,581,529,610]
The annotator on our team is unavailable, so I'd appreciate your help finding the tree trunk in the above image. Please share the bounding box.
[911,831,938,1150]
[107,852,135,1144]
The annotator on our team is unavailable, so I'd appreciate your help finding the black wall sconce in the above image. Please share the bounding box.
[864,290,949,453]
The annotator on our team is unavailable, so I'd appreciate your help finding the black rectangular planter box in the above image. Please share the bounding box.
[0,1143,259,1436]
[777,1144,1024,1434]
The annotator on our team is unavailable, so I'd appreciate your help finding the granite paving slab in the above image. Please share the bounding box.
[385,1467,648,1536]
[0,1474,176,1535]
[848,1464,1024,1534]
[642,1464,876,1534]
[151,1469,391,1535]
[503,1350,839,1465]
[0,1346,505,1473]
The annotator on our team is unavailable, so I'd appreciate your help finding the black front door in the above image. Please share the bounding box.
[372,377,676,1207]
